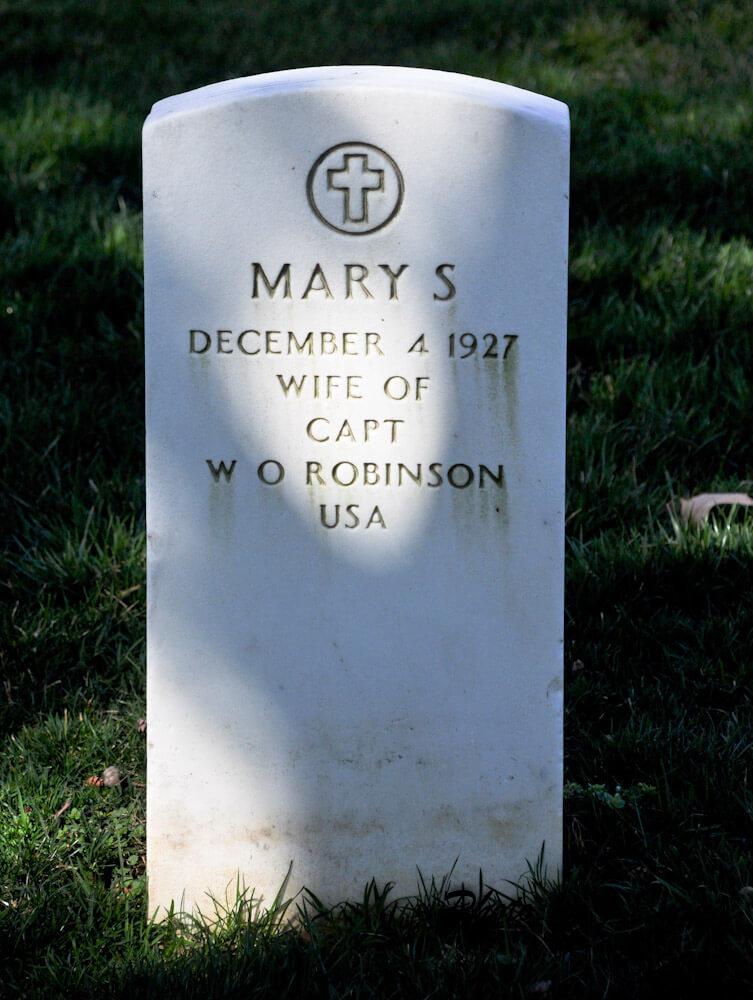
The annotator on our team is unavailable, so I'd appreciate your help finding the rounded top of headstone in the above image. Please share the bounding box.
[145,66,569,129]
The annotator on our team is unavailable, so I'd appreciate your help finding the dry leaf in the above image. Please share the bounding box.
[53,798,72,820]
[86,775,104,788]
[528,982,552,997]
[680,492,753,526]
[628,865,651,884]
[137,717,147,734]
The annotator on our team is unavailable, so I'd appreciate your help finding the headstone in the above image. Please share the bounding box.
[143,66,569,917]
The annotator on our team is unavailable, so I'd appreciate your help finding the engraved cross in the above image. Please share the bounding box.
[327,154,384,224]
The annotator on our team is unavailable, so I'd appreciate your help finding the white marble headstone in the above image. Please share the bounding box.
[143,66,569,916]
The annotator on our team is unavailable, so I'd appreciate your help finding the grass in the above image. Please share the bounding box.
[2,0,753,995]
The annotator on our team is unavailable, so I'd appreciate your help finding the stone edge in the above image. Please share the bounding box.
[144,65,569,131]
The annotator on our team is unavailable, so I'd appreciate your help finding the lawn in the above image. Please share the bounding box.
[2,1,753,995]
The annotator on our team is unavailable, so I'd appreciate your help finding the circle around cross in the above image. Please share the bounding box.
[306,142,404,236]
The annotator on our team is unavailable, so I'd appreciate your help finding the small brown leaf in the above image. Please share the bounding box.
[628,865,651,884]
[86,775,104,788]
[528,982,552,997]
[53,798,72,820]
[137,717,147,734]
[680,492,753,526]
